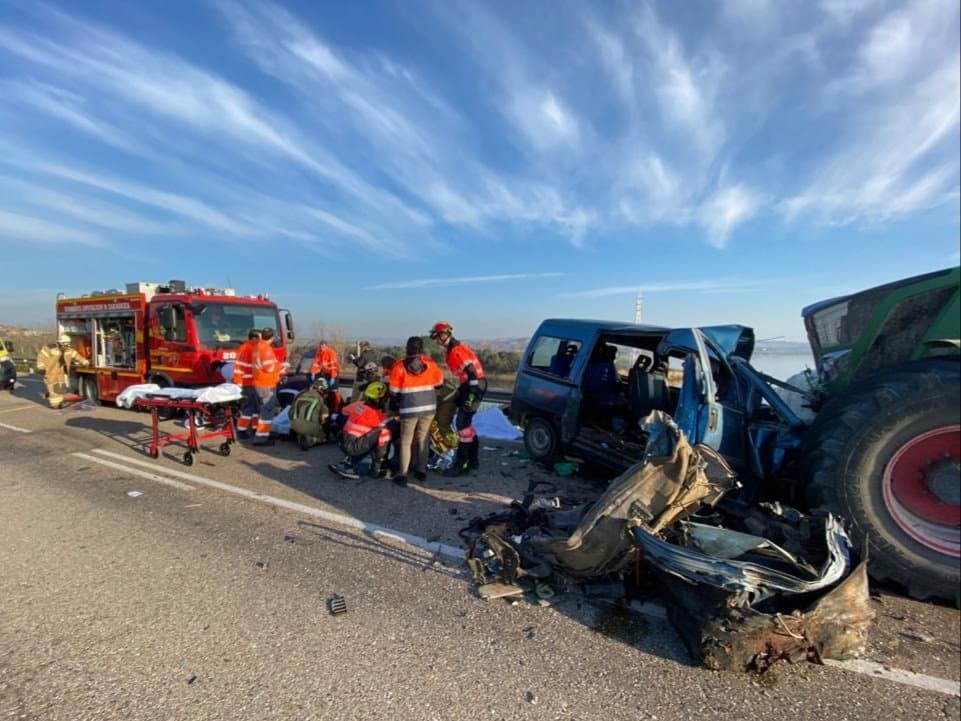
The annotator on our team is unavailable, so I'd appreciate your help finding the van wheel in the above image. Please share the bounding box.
[524,416,559,464]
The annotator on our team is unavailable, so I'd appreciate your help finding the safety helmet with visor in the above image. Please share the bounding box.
[363,381,388,402]
[429,321,453,340]
[57,333,72,345]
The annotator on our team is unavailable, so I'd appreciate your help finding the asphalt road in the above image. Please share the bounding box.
[1,380,959,721]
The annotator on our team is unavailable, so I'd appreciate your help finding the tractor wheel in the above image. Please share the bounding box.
[800,363,960,605]
[524,416,559,465]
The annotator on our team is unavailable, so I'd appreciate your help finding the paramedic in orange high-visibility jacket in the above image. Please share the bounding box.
[251,327,281,446]
[232,329,261,438]
[388,335,444,487]
[428,321,487,477]
[308,339,341,390]
[328,381,394,480]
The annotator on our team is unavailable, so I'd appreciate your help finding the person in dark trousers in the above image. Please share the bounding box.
[329,381,394,480]
[251,327,281,446]
[232,329,261,438]
[388,336,443,487]
[428,321,487,476]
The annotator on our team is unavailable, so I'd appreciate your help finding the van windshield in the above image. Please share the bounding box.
[193,302,280,350]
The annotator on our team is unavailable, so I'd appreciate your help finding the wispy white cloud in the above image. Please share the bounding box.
[633,5,726,157]
[366,272,564,291]
[0,13,430,237]
[565,278,772,299]
[0,0,955,265]
[699,184,762,249]
[21,159,251,234]
[0,176,170,235]
[509,89,580,151]
[782,10,960,227]
[818,0,885,27]
[0,209,105,247]
[3,80,144,154]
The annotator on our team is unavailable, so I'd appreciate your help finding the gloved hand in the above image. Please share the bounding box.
[348,353,357,363]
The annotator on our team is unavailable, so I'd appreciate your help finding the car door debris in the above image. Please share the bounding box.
[462,420,874,672]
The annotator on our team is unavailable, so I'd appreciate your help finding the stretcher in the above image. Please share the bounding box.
[119,384,243,466]
[135,394,237,466]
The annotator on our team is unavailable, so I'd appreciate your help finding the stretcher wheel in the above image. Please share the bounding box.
[219,442,232,457]
[148,449,159,459]
[183,451,194,466]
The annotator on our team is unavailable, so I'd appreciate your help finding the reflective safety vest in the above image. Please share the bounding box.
[310,344,341,379]
[232,340,256,387]
[252,340,280,388]
[341,400,387,438]
[445,340,485,387]
[388,355,443,417]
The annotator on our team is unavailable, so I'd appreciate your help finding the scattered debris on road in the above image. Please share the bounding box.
[328,594,347,615]
[462,416,875,672]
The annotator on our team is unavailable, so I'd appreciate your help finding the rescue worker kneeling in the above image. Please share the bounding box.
[329,381,395,480]
[290,377,332,450]
[36,334,90,408]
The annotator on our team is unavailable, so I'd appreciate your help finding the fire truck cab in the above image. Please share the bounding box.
[56,280,294,404]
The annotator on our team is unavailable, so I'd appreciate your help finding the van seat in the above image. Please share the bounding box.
[627,367,671,422]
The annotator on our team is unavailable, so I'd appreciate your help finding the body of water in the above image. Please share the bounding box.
[749,353,815,382]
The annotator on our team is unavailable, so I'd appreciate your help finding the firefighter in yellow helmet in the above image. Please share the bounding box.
[36,333,90,408]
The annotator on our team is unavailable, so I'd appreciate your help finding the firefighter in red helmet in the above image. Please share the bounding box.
[429,321,487,476]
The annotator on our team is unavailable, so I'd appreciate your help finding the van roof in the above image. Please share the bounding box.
[537,318,671,334]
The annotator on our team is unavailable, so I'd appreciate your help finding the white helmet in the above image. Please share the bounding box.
[57,333,71,344]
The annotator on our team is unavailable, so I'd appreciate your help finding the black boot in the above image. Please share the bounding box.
[467,441,479,470]
[443,443,470,477]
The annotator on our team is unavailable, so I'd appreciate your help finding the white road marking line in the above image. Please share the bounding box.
[0,422,30,433]
[86,448,959,696]
[824,659,960,697]
[91,448,465,561]
[73,452,195,492]
[0,405,34,416]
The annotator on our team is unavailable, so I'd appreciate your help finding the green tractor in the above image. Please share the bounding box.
[800,266,960,603]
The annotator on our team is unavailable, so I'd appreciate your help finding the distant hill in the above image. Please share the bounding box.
[0,326,55,362]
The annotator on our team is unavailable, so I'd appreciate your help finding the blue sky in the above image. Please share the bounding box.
[0,0,958,342]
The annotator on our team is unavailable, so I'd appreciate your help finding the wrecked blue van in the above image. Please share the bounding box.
[509,319,805,502]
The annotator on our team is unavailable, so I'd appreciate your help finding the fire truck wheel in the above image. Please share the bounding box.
[183,451,194,466]
[219,442,231,457]
[81,376,99,404]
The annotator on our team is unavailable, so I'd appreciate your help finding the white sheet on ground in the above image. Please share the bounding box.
[472,407,522,440]
[116,382,242,409]
[272,406,291,434]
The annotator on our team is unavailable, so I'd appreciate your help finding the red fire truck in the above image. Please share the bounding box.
[55,280,294,404]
